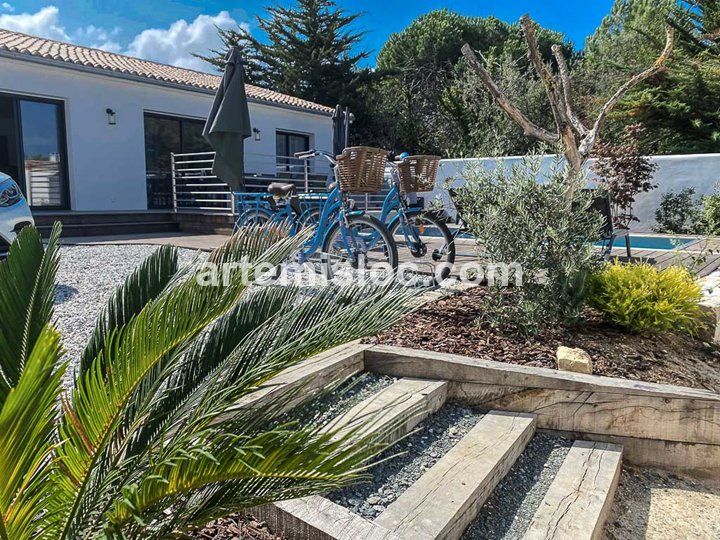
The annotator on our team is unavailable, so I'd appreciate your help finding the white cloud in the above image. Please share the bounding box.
[1,3,15,12]
[126,11,243,72]
[0,6,243,73]
[73,24,122,52]
[0,5,69,40]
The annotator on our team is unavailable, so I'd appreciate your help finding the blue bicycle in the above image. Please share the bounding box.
[237,147,399,278]
[380,153,456,284]
[233,191,325,230]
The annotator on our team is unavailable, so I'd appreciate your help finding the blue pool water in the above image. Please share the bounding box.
[600,235,698,251]
[418,227,697,251]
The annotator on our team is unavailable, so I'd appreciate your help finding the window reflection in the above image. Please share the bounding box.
[20,100,66,207]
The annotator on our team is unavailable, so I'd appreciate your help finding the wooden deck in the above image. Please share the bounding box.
[607,236,720,277]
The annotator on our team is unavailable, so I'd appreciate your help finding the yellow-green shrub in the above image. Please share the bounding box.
[588,261,706,335]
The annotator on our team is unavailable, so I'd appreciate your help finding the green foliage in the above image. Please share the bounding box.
[452,158,604,334]
[201,0,370,109]
[368,9,574,155]
[581,0,720,154]
[701,182,720,234]
[653,187,701,233]
[0,224,419,538]
[588,261,705,334]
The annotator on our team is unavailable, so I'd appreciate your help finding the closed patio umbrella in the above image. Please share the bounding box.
[332,106,353,157]
[203,46,251,191]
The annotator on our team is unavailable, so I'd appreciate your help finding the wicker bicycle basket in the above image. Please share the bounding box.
[336,146,388,193]
[397,155,441,193]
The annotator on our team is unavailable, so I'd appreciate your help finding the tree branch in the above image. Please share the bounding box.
[460,43,559,144]
[580,25,675,156]
[551,44,588,136]
[519,16,567,133]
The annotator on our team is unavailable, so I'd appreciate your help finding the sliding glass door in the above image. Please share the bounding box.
[144,113,210,209]
[0,93,69,209]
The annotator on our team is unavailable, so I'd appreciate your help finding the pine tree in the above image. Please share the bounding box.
[580,0,720,154]
[200,0,370,108]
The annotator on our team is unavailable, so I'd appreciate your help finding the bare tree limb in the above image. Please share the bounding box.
[460,43,559,144]
[580,25,675,157]
[519,15,584,172]
[519,16,565,129]
[551,44,588,136]
[462,15,673,181]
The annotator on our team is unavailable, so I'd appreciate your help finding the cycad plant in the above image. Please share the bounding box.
[0,224,417,539]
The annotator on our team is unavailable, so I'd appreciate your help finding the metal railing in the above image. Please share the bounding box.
[170,151,333,215]
[169,150,394,216]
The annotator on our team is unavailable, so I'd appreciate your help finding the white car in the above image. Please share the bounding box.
[0,172,34,258]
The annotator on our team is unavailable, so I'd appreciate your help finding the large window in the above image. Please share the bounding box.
[276,130,310,175]
[144,113,210,209]
[0,93,68,209]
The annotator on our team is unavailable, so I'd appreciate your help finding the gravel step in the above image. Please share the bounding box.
[523,440,623,540]
[255,376,449,536]
[375,411,536,540]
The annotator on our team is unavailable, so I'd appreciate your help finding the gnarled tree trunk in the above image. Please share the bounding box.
[461,15,674,183]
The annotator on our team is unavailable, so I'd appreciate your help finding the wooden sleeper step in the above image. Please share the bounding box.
[375,410,536,540]
[254,376,449,538]
[523,440,623,540]
[322,377,448,443]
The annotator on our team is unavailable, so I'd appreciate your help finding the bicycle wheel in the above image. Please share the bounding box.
[321,214,398,280]
[234,208,271,231]
[389,208,456,285]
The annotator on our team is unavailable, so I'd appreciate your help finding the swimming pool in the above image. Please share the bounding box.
[419,228,698,251]
[601,235,698,251]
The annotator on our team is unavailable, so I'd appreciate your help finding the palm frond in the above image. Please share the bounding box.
[79,245,179,375]
[0,223,61,405]
[105,424,385,537]
[55,226,307,537]
[99,283,419,536]
[0,325,65,540]
[124,285,304,458]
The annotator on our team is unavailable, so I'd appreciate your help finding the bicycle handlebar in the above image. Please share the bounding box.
[294,149,337,164]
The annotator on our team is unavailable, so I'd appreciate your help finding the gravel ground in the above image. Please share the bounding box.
[54,244,201,369]
[605,466,720,539]
[329,403,484,520]
[462,432,573,540]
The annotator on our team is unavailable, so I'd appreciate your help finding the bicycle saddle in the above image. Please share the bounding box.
[267,182,296,197]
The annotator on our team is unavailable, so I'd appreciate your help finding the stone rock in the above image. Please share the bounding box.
[556,346,593,375]
[367,496,381,505]
[698,303,720,343]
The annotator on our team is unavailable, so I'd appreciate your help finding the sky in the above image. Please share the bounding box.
[0,1,616,73]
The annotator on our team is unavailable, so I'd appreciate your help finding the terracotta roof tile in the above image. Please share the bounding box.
[0,28,334,115]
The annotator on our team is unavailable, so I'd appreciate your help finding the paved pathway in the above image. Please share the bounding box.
[59,232,720,278]
[61,232,227,251]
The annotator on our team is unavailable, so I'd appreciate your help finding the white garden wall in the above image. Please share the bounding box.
[433,153,720,232]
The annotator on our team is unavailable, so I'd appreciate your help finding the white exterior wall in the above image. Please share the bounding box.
[433,154,720,231]
[0,56,332,211]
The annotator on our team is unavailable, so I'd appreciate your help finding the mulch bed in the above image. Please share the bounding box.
[189,514,283,540]
[366,286,720,392]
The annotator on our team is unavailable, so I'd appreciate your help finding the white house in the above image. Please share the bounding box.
[0,28,333,217]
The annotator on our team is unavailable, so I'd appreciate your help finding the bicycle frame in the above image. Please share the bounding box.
[379,167,428,253]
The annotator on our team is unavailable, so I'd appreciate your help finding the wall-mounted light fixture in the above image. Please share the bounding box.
[106,108,117,125]
[252,127,261,141]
